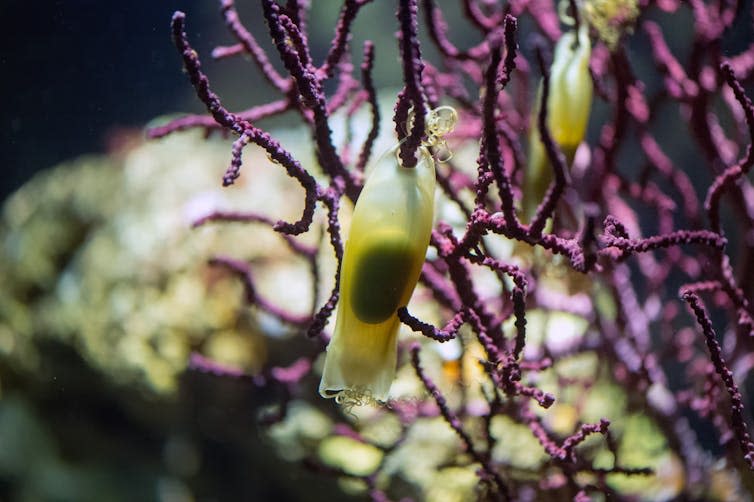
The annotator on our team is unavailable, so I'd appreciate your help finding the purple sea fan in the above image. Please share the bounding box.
[151,0,754,499]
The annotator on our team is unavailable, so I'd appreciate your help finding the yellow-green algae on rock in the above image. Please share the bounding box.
[0,129,318,394]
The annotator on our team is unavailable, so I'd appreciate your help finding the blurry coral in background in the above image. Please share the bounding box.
[3,0,754,501]
[0,128,346,500]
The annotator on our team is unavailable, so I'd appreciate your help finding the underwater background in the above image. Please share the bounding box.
[3,1,754,501]
[2,2,393,500]
[1,2,475,500]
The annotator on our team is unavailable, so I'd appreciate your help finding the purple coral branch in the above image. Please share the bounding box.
[422,0,489,61]
[208,255,311,327]
[644,21,699,100]
[639,132,700,220]
[523,0,560,41]
[395,0,426,168]
[278,14,313,68]
[158,1,754,496]
[507,375,555,408]
[306,186,344,339]
[466,255,528,359]
[325,62,359,116]
[189,352,251,379]
[462,0,501,33]
[271,356,312,384]
[260,0,355,197]
[521,404,612,464]
[224,129,253,185]
[410,344,510,499]
[355,41,380,173]
[320,0,372,79]
[422,0,462,60]
[218,0,290,91]
[420,261,462,311]
[463,307,554,409]
[170,11,318,234]
[212,43,245,60]
[146,100,291,140]
[704,63,754,234]
[728,42,754,80]
[527,46,570,238]
[520,404,566,459]
[192,210,317,257]
[432,224,501,342]
[397,307,462,342]
[680,290,754,469]
[480,18,520,233]
[283,0,310,35]
[601,215,727,257]
[171,12,243,134]
[561,419,611,461]
[681,280,724,295]
[472,209,589,271]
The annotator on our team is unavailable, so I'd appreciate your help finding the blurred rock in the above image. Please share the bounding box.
[0,129,318,394]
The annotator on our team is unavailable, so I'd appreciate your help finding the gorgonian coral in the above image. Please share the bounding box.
[150,0,754,499]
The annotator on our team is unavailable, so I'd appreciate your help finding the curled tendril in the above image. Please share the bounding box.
[433,143,454,163]
[404,105,458,143]
[425,106,458,142]
[333,386,375,416]
[558,0,579,26]
[423,105,458,162]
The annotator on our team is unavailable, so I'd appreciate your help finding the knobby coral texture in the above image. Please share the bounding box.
[149,0,754,499]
